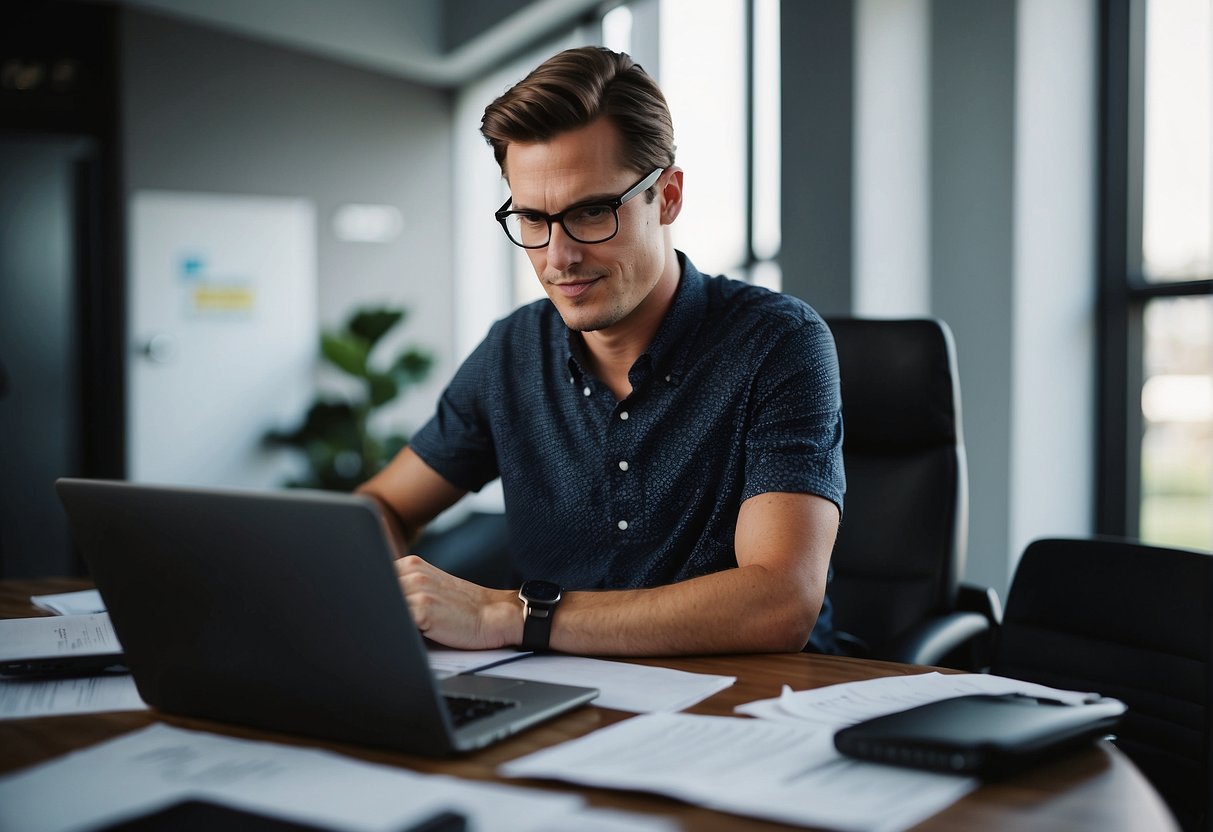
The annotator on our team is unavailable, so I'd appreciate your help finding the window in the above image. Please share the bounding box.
[659,0,782,287]
[1099,0,1212,551]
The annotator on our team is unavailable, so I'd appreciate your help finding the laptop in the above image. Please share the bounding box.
[53,478,598,756]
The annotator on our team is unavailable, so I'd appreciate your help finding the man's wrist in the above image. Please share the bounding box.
[485,589,525,648]
[517,580,563,652]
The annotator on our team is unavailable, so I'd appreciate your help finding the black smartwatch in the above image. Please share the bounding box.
[518,579,562,652]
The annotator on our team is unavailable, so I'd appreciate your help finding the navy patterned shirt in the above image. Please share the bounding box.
[410,253,845,651]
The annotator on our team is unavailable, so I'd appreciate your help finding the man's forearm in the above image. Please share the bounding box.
[356,489,423,555]
[540,565,823,656]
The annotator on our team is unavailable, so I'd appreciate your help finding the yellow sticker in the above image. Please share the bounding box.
[193,285,255,312]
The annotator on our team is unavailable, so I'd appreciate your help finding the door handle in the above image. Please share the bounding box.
[139,333,177,364]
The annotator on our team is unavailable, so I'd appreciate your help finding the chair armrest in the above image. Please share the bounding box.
[957,582,1003,626]
[880,611,991,668]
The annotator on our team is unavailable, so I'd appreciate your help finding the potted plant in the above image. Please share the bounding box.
[267,306,432,491]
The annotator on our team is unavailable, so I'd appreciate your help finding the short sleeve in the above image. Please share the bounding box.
[742,318,846,513]
[408,328,502,493]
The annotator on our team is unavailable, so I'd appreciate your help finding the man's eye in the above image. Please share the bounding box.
[518,213,547,228]
[571,205,612,223]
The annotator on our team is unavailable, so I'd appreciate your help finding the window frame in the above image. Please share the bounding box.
[1096,0,1213,538]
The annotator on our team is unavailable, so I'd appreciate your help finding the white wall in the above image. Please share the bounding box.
[846,0,1098,595]
[853,0,930,317]
[121,8,455,458]
[1009,0,1097,574]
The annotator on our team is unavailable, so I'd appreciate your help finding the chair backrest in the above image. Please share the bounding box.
[992,537,1212,832]
[824,317,968,652]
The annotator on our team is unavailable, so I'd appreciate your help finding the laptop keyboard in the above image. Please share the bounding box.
[443,695,519,728]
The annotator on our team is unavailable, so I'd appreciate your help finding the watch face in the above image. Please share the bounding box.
[520,580,562,604]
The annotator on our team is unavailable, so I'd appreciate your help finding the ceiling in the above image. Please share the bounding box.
[114,0,606,87]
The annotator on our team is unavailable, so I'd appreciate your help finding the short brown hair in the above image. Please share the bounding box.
[480,46,676,178]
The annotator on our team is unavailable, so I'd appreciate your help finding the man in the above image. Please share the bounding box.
[359,46,844,656]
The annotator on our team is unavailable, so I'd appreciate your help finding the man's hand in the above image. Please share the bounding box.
[395,555,520,650]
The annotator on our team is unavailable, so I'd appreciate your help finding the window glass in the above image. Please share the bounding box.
[660,0,748,275]
[751,0,782,289]
[1141,0,1212,282]
[603,4,633,54]
[1139,295,1213,550]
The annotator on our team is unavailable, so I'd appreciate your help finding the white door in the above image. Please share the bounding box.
[128,191,316,488]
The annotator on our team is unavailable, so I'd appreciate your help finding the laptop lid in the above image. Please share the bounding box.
[54,478,596,755]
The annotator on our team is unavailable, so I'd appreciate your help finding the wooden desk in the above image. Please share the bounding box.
[1,579,1178,832]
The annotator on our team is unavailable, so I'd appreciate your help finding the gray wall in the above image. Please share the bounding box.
[929,0,1018,593]
[780,0,1097,598]
[121,9,456,430]
[779,0,853,316]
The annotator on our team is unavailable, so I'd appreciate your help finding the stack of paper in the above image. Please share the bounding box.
[0,724,677,832]
[501,671,1107,831]
[736,671,1100,728]
[502,712,975,832]
[0,613,142,720]
[30,589,106,617]
[479,655,735,713]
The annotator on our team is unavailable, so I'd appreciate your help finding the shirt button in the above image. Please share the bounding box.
[617,520,629,531]
[665,375,672,383]
[618,460,629,471]
[583,386,592,397]
[619,411,629,421]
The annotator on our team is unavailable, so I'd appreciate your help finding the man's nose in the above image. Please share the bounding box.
[546,222,583,271]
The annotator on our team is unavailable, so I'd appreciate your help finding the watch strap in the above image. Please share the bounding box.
[521,607,553,652]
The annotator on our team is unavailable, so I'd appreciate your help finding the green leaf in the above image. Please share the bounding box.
[349,308,405,348]
[321,332,370,377]
[367,372,398,408]
[393,348,434,384]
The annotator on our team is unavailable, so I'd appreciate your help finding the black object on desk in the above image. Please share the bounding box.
[98,799,467,832]
[834,693,1127,778]
[0,655,127,677]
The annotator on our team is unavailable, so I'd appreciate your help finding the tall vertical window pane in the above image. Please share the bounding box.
[752,0,782,288]
[660,0,748,275]
[603,4,633,54]
[1140,295,1213,550]
[1141,0,1212,282]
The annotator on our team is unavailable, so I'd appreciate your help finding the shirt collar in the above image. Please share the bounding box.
[564,251,707,388]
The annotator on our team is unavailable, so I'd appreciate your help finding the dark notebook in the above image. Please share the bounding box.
[834,693,1127,778]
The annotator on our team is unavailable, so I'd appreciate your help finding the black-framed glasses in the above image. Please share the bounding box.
[494,167,664,249]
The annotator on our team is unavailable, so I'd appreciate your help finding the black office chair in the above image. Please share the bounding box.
[824,317,999,669]
[991,537,1212,832]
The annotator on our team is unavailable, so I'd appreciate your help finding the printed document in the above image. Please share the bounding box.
[30,589,107,616]
[426,646,531,679]
[736,671,1101,728]
[0,723,675,832]
[479,655,735,712]
[502,712,975,832]
[0,613,123,663]
[0,674,146,719]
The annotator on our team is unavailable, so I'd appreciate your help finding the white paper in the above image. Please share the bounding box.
[425,646,531,679]
[0,614,123,662]
[502,712,975,832]
[531,807,680,832]
[736,671,1101,728]
[479,655,735,713]
[0,674,147,720]
[0,723,585,832]
[29,590,107,617]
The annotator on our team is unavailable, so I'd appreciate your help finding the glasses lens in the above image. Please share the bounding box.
[503,213,550,248]
[499,203,622,248]
[562,205,619,244]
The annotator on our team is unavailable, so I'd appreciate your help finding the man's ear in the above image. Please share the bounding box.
[658,167,684,225]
